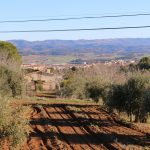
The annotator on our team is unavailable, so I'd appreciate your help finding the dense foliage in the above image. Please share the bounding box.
[106,72,150,122]
[138,56,150,70]
[0,41,21,64]
[0,41,29,149]
[0,65,23,97]
[60,60,150,123]
[0,96,29,149]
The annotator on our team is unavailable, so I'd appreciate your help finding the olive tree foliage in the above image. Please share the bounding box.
[120,57,150,73]
[60,69,87,99]
[106,72,150,122]
[60,62,150,123]
[85,80,106,102]
[60,64,126,101]
[0,41,21,64]
[0,41,23,97]
[0,65,23,97]
[0,42,29,149]
[143,89,150,113]
[138,56,150,70]
[0,51,21,69]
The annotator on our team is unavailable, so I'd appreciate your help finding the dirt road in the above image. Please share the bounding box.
[23,103,150,150]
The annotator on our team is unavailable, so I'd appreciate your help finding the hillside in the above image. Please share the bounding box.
[9,38,150,62]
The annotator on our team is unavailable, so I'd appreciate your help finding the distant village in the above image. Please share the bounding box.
[22,59,136,72]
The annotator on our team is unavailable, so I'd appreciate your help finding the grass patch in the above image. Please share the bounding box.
[22,55,76,64]
[14,96,97,105]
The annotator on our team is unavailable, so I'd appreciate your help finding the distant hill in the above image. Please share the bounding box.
[9,38,150,60]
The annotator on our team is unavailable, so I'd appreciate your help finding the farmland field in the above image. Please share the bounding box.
[10,101,149,150]
[22,55,77,64]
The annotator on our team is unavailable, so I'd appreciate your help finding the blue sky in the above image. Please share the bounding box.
[1,0,150,41]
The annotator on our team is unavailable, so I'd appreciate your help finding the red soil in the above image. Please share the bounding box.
[3,103,150,150]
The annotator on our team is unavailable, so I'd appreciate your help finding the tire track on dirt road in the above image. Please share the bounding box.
[25,104,150,150]
[44,106,75,150]
[42,107,71,150]
[79,106,122,149]
[44,105,103,150]
[27,106,49,150]
[28,106,68,150]
[57,106,104,150]
[63,105,113,150]
[85,106,150,149]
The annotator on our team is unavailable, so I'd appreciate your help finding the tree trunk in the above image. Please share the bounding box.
[130,113,132,122]
[140,113,148,123]
[134,110,140,123]
[129,106,132,122]
[134,115,139,123]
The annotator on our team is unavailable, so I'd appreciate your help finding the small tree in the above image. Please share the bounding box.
[85,80,107,102]
[138,57,150,70]
[0,41,24,97]
[0,65,23,97]
[140,89,150,122]
[107,73,150,122]
[125,74,150,122]
[105,84,126,113]
[0,41,21,64]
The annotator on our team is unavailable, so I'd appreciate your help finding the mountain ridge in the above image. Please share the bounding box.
[8,38,150,59]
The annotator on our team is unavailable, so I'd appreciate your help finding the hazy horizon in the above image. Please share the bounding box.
[6,37,150,42]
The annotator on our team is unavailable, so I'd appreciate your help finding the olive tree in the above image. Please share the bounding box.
[106,72,150,122]
[0,65,23,97]
[0,41,23,97]
[138,57,150,70]
[0,41,21,64]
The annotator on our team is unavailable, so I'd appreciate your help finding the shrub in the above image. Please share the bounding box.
[138,56,150,70]
[60,71,86,98]
[106,72,150,122]
[105,84,126,113]
[0,65,24,97]
[85,79,109,102]
[60,64,121,101]
[0,41,21,64]
[0,96,29,149]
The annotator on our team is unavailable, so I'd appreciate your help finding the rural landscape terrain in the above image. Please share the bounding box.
[10,38,150,64]
[1,1,150,149]
[22,102,150,150]
[0,39,150,150]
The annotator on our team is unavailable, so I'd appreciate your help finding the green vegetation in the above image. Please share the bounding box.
[0,65,24,97]
[0,41,22,64]
[0,40,149,148]
[106,72,150,122]
[138,56,150,70]
[0,41,29,149]
[23,55,76,64]
[60,64,119,100]
[122,56,150,72]
[10,39,150,61]
[18,97,93,104]
[0,41,24,98]
[35,80,43,91]
[0,96,29,149]
[60,58,150,123]
[60,68,87,99]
